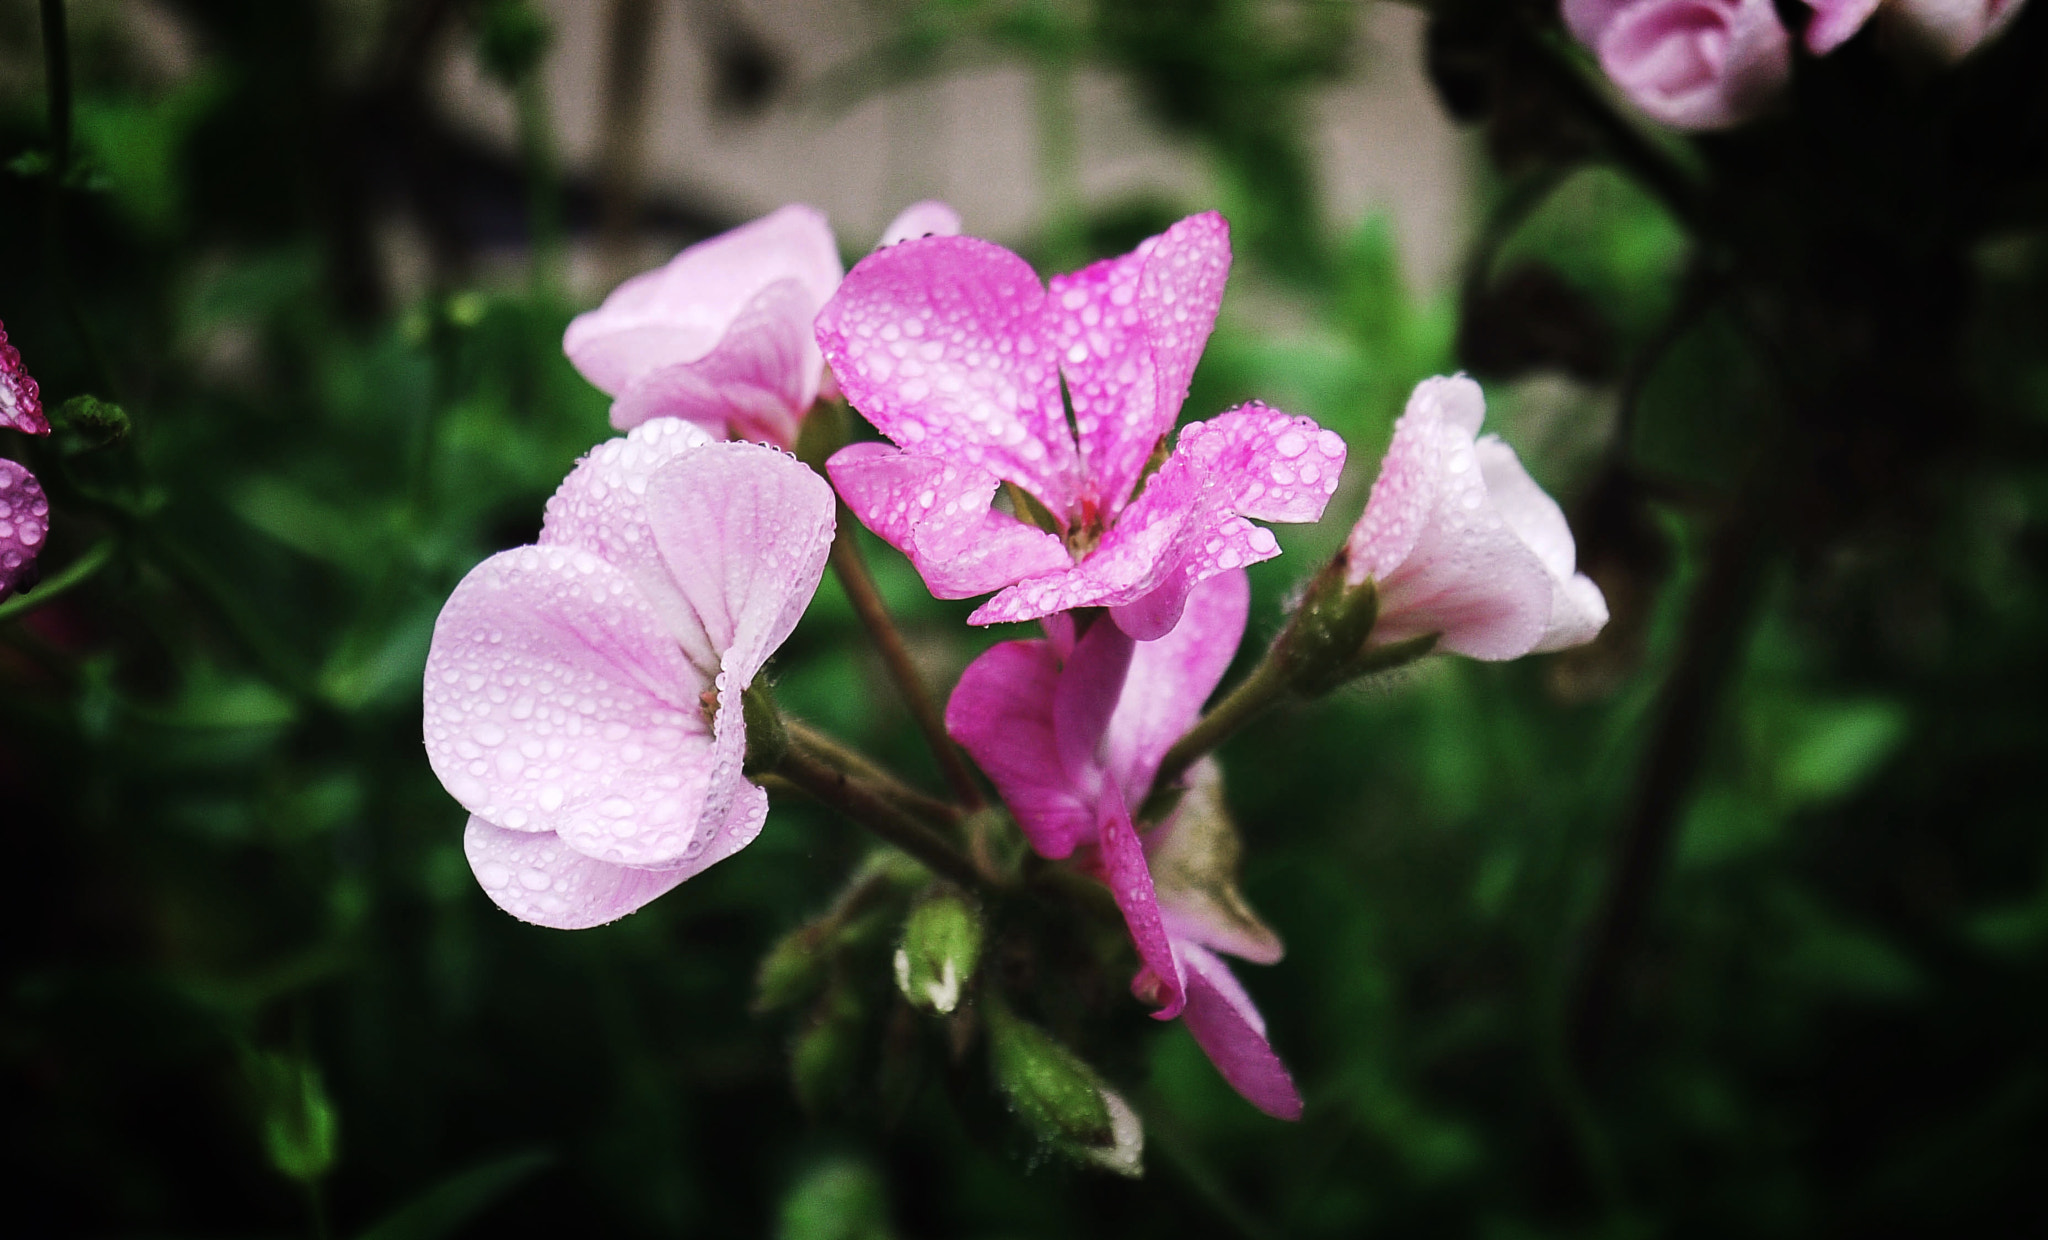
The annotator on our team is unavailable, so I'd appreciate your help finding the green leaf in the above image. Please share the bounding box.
[353,1150,553,1240]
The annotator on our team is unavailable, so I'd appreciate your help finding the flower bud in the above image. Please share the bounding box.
[986,1001,1143,1177]
[57,394,130,450]
[1565,0,1791,131]
[892,889,984,1015]
[242,1049,339,1184]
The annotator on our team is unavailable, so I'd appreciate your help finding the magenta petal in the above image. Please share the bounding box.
[644,441,836,690]
[1104,569,1247,802]
[541,418,723,671]
[945,639,1099,858]
[463,816,691,929]
[1179,942,1303,1120]
[0,460,49,600]
[565,205,840,398]
[1176,403,1348,525]
[1563,0,1634,43]
[877,200,962,248]
[1801,0,1882,52]
[608,279,819,445]
[827,442,1068,598]
[817,235,1083,516]
[1597,0,1791,132]
[1052,618,1136,787]
[0,321,47,436]
[1098,795,1187,1019]
[423,545,720,868]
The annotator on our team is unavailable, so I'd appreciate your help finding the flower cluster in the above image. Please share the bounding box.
[0,319,50,602]
[424,203,1607,1143]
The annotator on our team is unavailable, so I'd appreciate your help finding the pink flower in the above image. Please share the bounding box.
[1564,0,1791,130]
[947,570,1304,1119]
[1344,376,1607,661]
[564,203,961,448]
[0,460,48,601]
[1889,0,2027,58]
[424,418,835,929]
[818,212,1347,640]
[1800,0,1886,51]
[1,319,49,436]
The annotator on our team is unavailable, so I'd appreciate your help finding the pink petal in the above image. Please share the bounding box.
[1475,436,1609,653]
[1103,569,1247,803]
[1893,0,2026,60]
[1052,617,1136,789]
[1801,0,1882,52]
[1176,403,1350,524]
[540,417,723,673]
[945,639,1100,858]
[816,235,1084,518]
[1097,794,1187,1019]
[423,544,724,869]
[0,459,49,599]
[827,442,1069,598]
[1179,942,1302,1120]
[1151,759,1286,965]
[1347,378,1554,660]
[565,205,841,398]
[0,321,47,436]
[644,440,837,691]
[1563,0,1635,44]
[463,816,689,929]
[1597,0,1791,132]
[607,279,819,446]
[1047,212,1231,519]
[877,200,962,248]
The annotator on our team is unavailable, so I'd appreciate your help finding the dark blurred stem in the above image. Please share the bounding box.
[38,0,117,397]
[515,68,563,295]
[596,0,656,281]
[777,733,993,893]
[1566,506,1772,1071]
[304,1178,331,1240]
[1034,50,1085,271]
[827,519,986,808]
[0,539,113,625]
[39,0,69,170]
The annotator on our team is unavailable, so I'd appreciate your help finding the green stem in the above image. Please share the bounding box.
[778,734,993,894]
[785,719,962,828]
[1150,642,1296,798]
[0,538,113,624]
[827,517,986,808]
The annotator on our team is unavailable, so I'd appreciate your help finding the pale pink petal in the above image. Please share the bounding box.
[877,200,962,248]
[945,639,1100,858]
[0,460,49,599]
[1801,0,1883,51]
[1052,618,1136,788]
[1178,942,1302,1120]
[816,235,1084,517]
[1564,0,1635,43]
[1476,436,1609,652]
[1103,569,1247,803]
[0,321,47,436]
[1893,0,2026,60]
[1047,212,1231,519]
[1598,0,1791,132]
[645,440,836,690]
[1152,760,1285,965]
[607,279,818,445]
[423,544,723,868]
[1096,795,1187,1019]
[566,205,840,397]
[827,442,1069,598]
[463,816,691,929]
[540,417,722,672]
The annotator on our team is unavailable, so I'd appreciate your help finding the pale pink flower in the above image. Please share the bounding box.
[1,319,49,436]
[819,211,1347,640]
[0,460,48,601]
[424,418,835,929]
[1345,376,1608,661]
[564,204,962,448]
[1889,0,2027,58]
[1800,0,1886,50]
[1565,0,1791,130]
[947,570,1304,1119]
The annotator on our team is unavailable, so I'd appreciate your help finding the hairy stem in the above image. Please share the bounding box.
[778,734,993,894]
[785,719,962,828]
[827,517,986,808]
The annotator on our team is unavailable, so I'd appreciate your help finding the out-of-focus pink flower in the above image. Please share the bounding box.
[819,211,1347,640]
[1891,0,2027,58]
[0,460,48,601]
[565,204,961,448]
[1565,0,1791,130]
[1,320,48,436]
[947,570,1304,1119]
[424,418,834,929]
[1800,0,1886,51]
[1344,376,1607,661]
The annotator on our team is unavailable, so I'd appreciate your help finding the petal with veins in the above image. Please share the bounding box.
[945,639,1100,858]
[828,443,1068,599]
[1102,570,1247,803]
[608,279,820,444]
[463,816,691,929]
[1179,942,1302,1120]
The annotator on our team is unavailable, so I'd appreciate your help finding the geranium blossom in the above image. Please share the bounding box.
[424,418,834,928]
[1345,376,1607,660]
[0,460,48,601]
[564,203,960,448]
[947,570,1303,1119]
[1,319,47,436]
[818,212,1347,640]
[1564,0,1791,131]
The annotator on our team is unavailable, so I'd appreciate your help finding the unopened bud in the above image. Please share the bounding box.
[986,1001,1143,1177]
[892,890,983,1015]
[58,394,129,450]
[242,1049,339,1184]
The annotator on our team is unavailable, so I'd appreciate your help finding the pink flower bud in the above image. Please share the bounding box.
[1566,0,1792,130]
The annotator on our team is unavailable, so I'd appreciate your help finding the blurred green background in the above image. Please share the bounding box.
[5,0,2048,1236]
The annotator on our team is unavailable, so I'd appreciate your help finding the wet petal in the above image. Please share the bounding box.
[877,200,962,248]
[945,639,1100,858]
[0,459,49,600]
[1103,570,1247,802]
[817,235,1083,516]
[608,279,819,445]
[1098,795,1186,1019]
[423,544,722,869]
[566,205,840,397]
[0,320,47,436]
[1179,942,1302,1120]
[463,817,689,929]
[1150,759,1283,965]
[1052,618,1136,789]
[828,442,1068,598]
